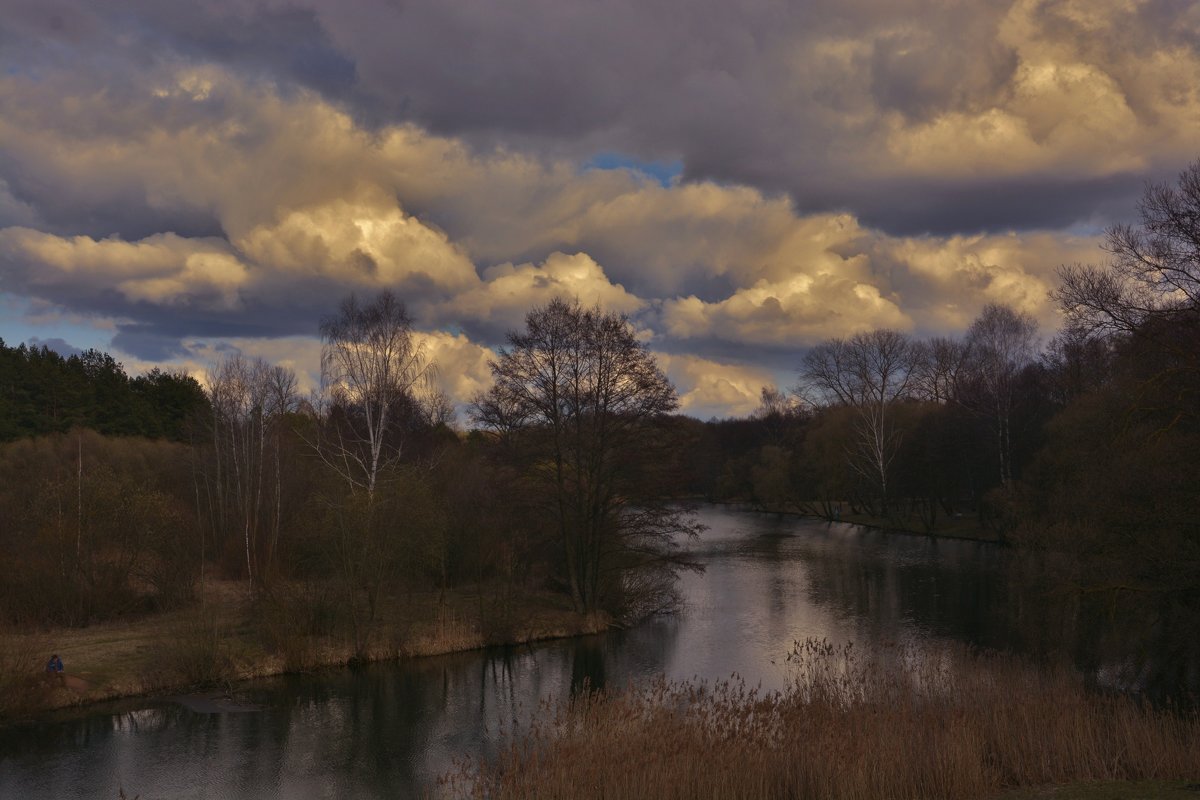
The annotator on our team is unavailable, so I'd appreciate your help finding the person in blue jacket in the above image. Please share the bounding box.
[45,654,64,674]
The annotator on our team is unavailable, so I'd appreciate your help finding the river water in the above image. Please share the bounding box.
[2,505,1196,798]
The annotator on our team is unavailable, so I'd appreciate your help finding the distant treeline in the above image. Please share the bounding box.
[0,340,207,442]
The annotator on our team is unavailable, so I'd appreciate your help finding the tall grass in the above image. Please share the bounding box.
[255,585,347,672]
[445,640,1200,800]
[0,630,54,718]
[154,611,245,688]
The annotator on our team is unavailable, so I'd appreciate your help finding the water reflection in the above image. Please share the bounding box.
[2,506,1196,799]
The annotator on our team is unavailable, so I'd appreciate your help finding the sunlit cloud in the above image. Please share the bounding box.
[655,353,777,419]
[438,252,643,336]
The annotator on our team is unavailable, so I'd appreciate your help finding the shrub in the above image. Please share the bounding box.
[156,612,242,688]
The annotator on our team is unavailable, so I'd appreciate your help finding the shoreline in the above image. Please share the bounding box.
[4,505,996,724]
[1,584,611,724]
[707,499,1004,544]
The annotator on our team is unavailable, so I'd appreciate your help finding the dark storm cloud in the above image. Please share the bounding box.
[868,27,1019,122]
[6,0,1200,236]
[135,4,357,97]
[0,163,225,242]
[848,172,1150,236]
[108,301,325,360]
[244,0,1199,234]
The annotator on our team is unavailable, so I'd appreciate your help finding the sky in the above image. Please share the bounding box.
[1,0,1198,419]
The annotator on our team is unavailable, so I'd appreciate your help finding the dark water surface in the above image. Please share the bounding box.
[2,506,1195,798]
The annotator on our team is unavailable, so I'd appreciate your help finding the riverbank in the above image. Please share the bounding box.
[999,782,1200,799]
[0,580,610,720]
[715,499,1003,543]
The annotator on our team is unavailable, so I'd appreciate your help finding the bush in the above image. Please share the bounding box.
[255,584,347,672]
[156,612,242,688]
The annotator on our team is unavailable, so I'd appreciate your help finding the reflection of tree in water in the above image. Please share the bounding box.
[791,525,1200,704]
[793,527,1014,648]
[570,639,607,695]
[1065,592,1200,705]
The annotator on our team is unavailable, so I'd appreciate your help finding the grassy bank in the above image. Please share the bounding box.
[445,640,1200,800]
[0,580,608,719]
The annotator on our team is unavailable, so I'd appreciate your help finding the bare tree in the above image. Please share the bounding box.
[264,365,298,575]
[1055,159,1200,335]
[317,291,434,497]
[754,386,805,420]
[207,355,265,591]
[799,330,922,513]
[912,337,970,404]
[472,298,699,617]
[1040,324,1115,406]
[751,385,806,444]
[962,304,1038,487]
[201,355,297,591]
[1053,160,1200,420]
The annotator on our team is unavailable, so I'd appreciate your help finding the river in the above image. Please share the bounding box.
[2,505,1196,798]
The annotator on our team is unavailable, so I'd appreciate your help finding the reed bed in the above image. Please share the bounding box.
[444,639,1200,800]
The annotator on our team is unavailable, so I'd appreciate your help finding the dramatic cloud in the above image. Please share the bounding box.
[8,0,1192,232]
[438,252,643,339]
[1,0,1195,415]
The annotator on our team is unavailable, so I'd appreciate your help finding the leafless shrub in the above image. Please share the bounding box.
[155,612,243,688]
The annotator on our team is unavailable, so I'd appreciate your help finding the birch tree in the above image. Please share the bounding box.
[963,304,1038,487]
[202,355,296,591]
[318,291,433,497]
[799,330,922,513]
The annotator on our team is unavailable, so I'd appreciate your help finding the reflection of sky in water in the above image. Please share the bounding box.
[1,505,1192,799]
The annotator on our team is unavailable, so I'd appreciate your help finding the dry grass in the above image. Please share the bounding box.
[997,781,1200,799]
[0,580,607,718]
[444,640,1200,800]
[0,629,58,716]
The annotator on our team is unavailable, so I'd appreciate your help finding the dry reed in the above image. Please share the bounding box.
[0,629,55,718]
[443,639,1200,800]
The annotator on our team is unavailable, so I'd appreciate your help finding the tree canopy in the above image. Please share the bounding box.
[0,339,207,442]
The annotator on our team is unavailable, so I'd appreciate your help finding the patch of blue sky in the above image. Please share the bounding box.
[1062,219,1109,238]
[0,293,113,354]
[583,153,683,186]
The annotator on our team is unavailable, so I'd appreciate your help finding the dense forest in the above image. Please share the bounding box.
[1,165,1197,672]
[0,343,206,442]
